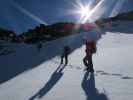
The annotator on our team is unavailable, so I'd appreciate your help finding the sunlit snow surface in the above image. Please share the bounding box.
[0,21,133,100]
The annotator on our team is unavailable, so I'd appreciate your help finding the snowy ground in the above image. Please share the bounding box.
[0,21,133,100]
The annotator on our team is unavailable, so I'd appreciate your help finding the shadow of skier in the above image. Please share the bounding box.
[81,72,110,100]
[29,64,66,100]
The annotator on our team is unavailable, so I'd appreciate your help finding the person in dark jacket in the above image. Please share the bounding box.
[61,45,71,65]
[83,40,97,72]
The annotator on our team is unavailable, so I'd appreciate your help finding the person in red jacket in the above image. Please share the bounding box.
[83,40,97,72]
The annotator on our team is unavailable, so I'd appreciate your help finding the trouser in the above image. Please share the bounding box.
[83,55,94,71]
[61,55,68,65]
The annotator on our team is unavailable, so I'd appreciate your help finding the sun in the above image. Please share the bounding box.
[66,1,92,23]
[78,5,90,21]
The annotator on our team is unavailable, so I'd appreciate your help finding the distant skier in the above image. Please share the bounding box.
[60,45,71,65]
[83,40,97,72]
[37,41,43,52]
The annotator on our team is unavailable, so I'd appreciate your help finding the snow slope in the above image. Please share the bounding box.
[0,21,133,100]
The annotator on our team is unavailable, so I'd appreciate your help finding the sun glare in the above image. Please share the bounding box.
[65,0,100,23]
[67,1,92,23]
[79,6,90,20]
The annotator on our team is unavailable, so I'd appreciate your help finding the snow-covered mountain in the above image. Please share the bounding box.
[0,21,133,100]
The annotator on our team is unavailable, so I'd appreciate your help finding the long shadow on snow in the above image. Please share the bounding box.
[0,31,103,84]
[29,64,66,100]
[82,71,110,100]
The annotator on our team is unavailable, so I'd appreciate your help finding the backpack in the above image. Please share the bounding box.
[86,41,97,54]
[64,46,71,55]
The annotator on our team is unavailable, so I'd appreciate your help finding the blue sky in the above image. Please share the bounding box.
[0,0,133,34]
